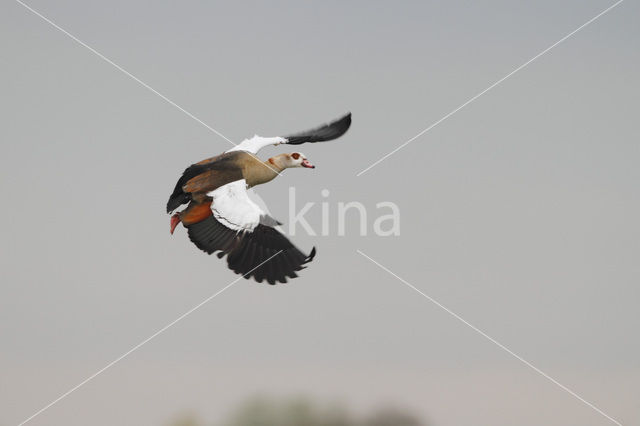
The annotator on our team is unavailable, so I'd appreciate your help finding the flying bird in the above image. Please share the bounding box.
[167,113,351,284]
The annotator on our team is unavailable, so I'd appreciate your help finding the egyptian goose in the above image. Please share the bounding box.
[167,113,351,284]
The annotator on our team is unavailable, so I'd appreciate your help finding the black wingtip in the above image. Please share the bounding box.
[306,247,317,263]
[186,218,317,285]
[284,113,352,145]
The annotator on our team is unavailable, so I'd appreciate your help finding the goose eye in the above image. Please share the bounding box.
[291,153,300,160]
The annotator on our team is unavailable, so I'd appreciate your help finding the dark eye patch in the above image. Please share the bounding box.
[291,153,300,160]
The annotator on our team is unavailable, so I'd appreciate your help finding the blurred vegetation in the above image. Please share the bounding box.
[167,396,425,426]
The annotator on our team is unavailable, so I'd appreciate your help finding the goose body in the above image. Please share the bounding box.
[167,113,351,284]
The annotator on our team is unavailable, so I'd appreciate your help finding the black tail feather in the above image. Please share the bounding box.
[166,163,209,213]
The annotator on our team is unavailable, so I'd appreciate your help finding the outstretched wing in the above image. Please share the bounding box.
[226,136,286,155]
[226,112,352,155]
[185,180,316,284]
[284,112,351,145]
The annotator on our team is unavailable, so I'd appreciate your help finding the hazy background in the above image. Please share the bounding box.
[1,1,638,425]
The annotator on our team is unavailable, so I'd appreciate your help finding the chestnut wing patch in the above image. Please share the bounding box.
[166,151,246,213]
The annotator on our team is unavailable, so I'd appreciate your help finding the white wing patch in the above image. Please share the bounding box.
[226,135,286,154]
[207,180,277,232]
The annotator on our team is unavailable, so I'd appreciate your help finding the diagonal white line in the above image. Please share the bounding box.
[356,0,624,177]
[14,0,235,146]
[17,251,283,426]
[14,0,286,177]
[356,249,623,426]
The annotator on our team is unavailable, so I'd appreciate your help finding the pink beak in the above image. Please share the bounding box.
[170,214,180,234]
[301,159,315,169]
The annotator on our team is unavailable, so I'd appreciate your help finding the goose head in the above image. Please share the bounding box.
[285,152,315,169]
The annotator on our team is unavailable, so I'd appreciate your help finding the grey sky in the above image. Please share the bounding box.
[1,1,638,425]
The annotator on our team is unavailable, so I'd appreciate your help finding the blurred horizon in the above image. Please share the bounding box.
[167,394,427,426]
